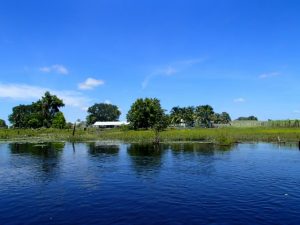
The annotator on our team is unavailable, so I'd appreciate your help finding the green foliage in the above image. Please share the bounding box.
[195,105,215,128]
[38,91,65,127]
[86,103,121,125]
[213,112,231,124]
[9,104,42,128]
[8,92,65,128]
[127,98,169,130]
[120,124,130,131]
[215,132,235,146]
[28,118,40,128]
[170,105,231,127]
[0,119,7,128]
[52,112,66,129]
[236,116,258,121]
[170,106,195,127]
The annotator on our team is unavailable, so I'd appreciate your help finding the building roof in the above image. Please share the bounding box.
[93,121,129,126]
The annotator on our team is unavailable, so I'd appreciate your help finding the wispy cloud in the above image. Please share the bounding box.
[259,72,280,79]
[78,78,104,90]
[0,83,90,110]
[142,57,206,89]
[142,66,177,89]
[39,64,69,75]
[293,110,300,114]
[158,66,177,76]
[234,97,246,103]
[104,99,111,104]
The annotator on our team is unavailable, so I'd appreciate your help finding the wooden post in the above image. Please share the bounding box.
[72,142,75,153]
[72,123,76,136]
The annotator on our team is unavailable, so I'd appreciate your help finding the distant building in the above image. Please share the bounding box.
[93,121,129,128]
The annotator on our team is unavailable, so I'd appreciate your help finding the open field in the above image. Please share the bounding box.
[1,127,300,144]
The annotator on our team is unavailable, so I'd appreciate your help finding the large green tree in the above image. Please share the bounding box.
[38,91,65,127]
[9,104,42,128]
[127,98,168,130]
[9,92,65,128]
[86,103,121,125]
[195,105,215,128]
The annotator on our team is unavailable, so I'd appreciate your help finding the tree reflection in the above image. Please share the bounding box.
[169,143,234,177]
[170,143,233,155]
[9,142,64,157]
[127,143,168,176]
[87,142,120,156]
[9,142,65,181]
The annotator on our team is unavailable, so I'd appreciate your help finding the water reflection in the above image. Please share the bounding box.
[9,142,65,157]
[87,142,120,156]
[170,143,233,155]
[127,144,168,176]
[169,143,234,177]
[8,142,65,181]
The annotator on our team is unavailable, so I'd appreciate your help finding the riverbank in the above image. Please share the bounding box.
[1,127,300,144]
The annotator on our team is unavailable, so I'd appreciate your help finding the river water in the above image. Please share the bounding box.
[0,142,300,225]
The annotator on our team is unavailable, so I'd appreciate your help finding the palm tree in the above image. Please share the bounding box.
[195,105,214,128]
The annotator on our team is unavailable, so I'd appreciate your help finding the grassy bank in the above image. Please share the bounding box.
[1,127,300,144]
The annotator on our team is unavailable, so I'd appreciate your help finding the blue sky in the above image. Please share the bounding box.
[1,0,300,123]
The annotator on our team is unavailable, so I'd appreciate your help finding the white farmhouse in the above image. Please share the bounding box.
[93,121,129,128]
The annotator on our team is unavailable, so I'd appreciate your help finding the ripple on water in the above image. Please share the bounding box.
[1,142,300,225]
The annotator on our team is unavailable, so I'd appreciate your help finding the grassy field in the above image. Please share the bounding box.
[1,127,300,144]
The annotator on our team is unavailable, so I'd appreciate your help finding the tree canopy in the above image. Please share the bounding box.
[0,119,7,128]
[51,112,67,129]
[127,98,168,130]
[213,112,232,124]
[236,116,258,121]
[9,92,65,128]
[170,106,195,127]
[195,105,215,128]
[170,105,231,128]
[86,103,121,125]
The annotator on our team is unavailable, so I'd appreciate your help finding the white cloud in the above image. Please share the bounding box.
[259,72,280,79]
[0,83,90,110]
[39,64,69,75]
[293,110,300,114]
[78,78,104,90]
[234,97,246,103]
[104,99,111,104]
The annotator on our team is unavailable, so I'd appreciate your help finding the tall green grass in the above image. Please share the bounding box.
[1,127,300,143]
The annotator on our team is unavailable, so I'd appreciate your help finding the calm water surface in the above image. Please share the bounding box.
[1,142,300,225]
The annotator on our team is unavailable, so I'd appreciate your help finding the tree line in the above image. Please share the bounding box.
[3,92,248,130]
[85,97,232,130]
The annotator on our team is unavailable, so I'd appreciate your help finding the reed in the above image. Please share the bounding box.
[1,127,300,143]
